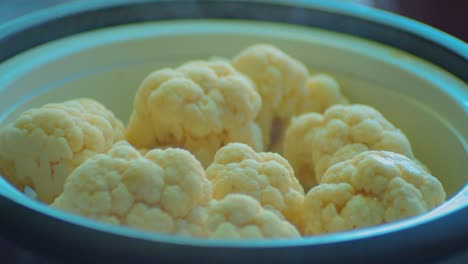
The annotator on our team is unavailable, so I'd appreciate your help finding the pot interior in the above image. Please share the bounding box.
[0,20,466,210]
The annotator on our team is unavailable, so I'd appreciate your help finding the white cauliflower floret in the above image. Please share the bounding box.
[206,143,304,230]
[302,151,445,235]
[232,44,347,149]
[284,104,415,189]
[205,194,300,239]
[52,141,212,237]
[270,74,350,154]
[277,73,349,121]
[232,44,308,148]
[126,60,263,167]
[0,98,125,203]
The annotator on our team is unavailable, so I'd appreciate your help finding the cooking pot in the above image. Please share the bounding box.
[0,0,466,263]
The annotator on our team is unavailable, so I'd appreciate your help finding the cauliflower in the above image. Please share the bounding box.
[205,194,300,239]
[277,73,349,121]
[52,141,212,237]
[0,43,448,242]
[126,60,263,167]
[302,151,446,235]
[232,44,347,149]
[284,104,415,189]
[232,44,308,148]
[0,98,125,203]
[206,143,304,229]
[270,74,349,154]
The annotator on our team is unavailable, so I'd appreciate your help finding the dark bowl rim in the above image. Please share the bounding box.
[0,0,467,80]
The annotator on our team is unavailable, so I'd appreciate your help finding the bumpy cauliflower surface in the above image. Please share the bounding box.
[302,151,445,235]
[232,44,308,147]
[284,104,414,189]
[277,73,349,121]
[52,141,212,237]
[126,60,263,167]
[271,74,349,153]
[0,43,448,241]
[0,98,125,203]
[205,194,300,239]
[232,44,347,149]
[206,143,304,229]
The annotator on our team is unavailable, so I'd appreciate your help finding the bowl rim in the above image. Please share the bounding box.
[0,0,467,261]
[0,0,467,81]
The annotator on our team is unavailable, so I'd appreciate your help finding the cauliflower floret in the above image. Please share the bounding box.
[126,60,263,167]
[232,44,308,148]
[302,151,445,235]
[232,44,347,149]
[52,141,212,237]
[284,104,414,189]
[0,98,125,203]
[270,75,349,154]
[206,143,304,230]
[277,73,349,120]
[205,194,300,239]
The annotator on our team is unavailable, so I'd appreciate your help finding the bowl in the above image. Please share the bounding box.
[0,0,466,263]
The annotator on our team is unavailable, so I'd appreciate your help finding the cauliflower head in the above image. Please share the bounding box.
[52,141,212,237]
[277,73,349,120]
[126,59,263,167]
[205,194,300,239]
[270,74,349,154]
[232,44,307,148]
[232,44,347,149]
[206,143,304,229]
[284,104,414,189]
[0,98,125,203]
[232,44,308,116]
[302,151,445,235]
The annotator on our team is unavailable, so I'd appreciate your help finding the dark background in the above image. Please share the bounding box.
[0,0,466,263]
